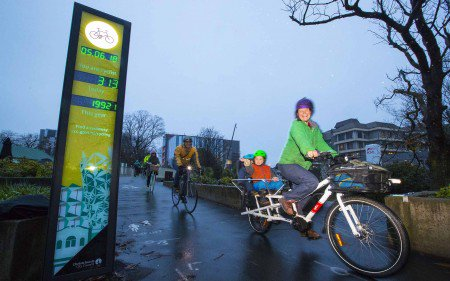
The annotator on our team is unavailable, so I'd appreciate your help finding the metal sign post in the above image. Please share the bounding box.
[43,3,130,280]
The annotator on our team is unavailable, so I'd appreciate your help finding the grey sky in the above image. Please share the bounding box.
[0,0,407,164]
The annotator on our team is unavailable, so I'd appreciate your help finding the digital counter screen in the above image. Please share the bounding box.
[74,70,118,89]
[80,46,119,62]
[71,94,117,111]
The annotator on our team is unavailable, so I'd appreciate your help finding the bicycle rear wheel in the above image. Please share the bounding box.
[248,211,272,234]
[325,196,409,277]
[184,181,198,213]
[172,180,181,206]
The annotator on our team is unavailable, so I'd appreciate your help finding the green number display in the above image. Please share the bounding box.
[80,46,118,62]
[112,79,118,89]
[91,99,116,111]
[98,76,105,86]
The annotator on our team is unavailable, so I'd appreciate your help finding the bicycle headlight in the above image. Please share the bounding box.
[187,165,192,170]
[389,179,401,185]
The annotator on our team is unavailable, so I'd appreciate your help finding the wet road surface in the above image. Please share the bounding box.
[114,176,450,281]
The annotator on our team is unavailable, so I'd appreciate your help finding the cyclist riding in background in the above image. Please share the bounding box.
[144,150,160,188]
[277,97,338,239]
[174,137,202,202]
[133,160,141,177]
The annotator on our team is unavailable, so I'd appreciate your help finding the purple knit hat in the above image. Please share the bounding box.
[295,98,314,118]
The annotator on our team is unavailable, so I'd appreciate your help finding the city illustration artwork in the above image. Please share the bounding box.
[54,150,112,273]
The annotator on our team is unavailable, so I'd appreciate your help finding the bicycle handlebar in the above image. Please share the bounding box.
[305,151,334,161]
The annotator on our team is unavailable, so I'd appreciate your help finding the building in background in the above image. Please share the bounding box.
[0,143,53,162]
[323,119,427,164]
[39,129,57,156]
[161,134,240,168]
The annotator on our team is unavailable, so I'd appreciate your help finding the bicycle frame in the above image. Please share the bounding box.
[232,177,363,237]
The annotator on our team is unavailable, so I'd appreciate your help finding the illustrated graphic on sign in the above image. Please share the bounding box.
[85,21,119,49]
[54,151,111,272]
[52,11,124,274]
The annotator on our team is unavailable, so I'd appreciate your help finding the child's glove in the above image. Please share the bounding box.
[242,159,252,167]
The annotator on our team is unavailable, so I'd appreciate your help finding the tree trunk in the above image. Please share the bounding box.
[424,78,450,189]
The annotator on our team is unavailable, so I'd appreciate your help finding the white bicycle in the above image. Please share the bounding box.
[146,164,159,193]
[232,152,410,277]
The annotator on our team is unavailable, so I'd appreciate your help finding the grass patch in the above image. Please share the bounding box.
[0,184,51,201]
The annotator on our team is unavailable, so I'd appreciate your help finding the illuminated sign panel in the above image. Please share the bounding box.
[44,3,130,280]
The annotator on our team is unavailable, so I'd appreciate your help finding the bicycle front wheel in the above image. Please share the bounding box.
[184,181,198,213]
[172,181,181,206]
[150,173,156,193]
[326,196,409,277]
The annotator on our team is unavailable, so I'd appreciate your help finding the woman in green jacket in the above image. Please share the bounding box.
[277,98,337,239]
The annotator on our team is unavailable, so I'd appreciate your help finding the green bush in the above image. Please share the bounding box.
[0,159,53,178]
[193,174,217,184]
[384,162,431,193]
[436,186,450,198]
[218,176,233,185]
[0,184,51,201]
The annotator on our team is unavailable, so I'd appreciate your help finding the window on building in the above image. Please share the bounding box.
[337,134,345,141]
[347,142,354,149]
[346,132,353,139]
[80,238,85,246]
[338,144,345,151]
[56,240,62,249]
[357,131,363,138]
[66,236,76,248]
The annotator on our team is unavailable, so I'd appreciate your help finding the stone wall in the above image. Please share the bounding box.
[164,181,242,209]
[385,196,450,259]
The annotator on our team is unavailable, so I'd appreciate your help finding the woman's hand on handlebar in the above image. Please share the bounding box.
[305,151,334,160]
[306,150,319,159]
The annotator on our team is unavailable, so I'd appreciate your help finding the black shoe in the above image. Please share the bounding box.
[300,229,321,240]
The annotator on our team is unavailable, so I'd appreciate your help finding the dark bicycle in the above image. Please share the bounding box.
[172,165,199,213]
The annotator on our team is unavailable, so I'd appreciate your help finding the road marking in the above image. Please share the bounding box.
[188,262,202,271]
[314,260,367,280]
[175,268,189,281]
[128,224,140,232]
[133,230,163,236]
[144,238,180,246]
[121,185,141,189]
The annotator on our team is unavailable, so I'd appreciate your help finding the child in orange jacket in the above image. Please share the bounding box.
[242,150,283,192]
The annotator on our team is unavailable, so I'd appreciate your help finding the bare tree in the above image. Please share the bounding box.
[284,0,450,188]
[198,127,228,161]
[121,110,165,165]
[197,127,229,178]
[0,130,18,143]
[17,133,40,148]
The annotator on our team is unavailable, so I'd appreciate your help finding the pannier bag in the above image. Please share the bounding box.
[328,160,392,193]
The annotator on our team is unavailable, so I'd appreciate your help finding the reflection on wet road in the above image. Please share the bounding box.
[115,176,450,280]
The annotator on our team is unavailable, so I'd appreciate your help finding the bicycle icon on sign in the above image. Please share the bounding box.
[89,28,114,44]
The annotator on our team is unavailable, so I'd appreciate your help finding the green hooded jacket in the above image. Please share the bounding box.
[278,120,337,170]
